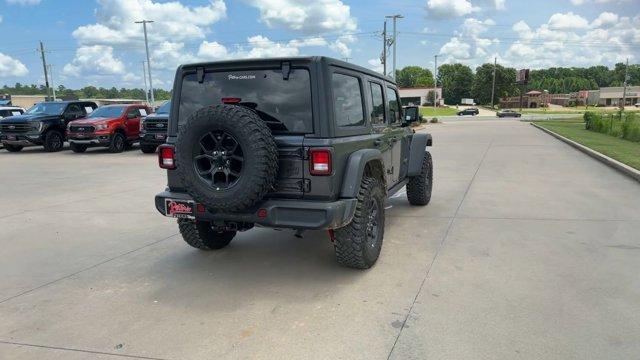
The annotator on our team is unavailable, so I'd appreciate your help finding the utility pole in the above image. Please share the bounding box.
[135,20,155,104]
[490,57,497,109]
[48,64,56,101]
[621,57,629,110]
[433,55,438,110]
[142,61,150,105]
[381,20,387,76]
[385,14,403,79]
[38,41,51,100]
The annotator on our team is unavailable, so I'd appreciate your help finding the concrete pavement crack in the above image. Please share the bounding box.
[0,340,169,360]
[386,140,494,360]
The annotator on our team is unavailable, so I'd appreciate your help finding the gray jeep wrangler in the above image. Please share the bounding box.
[155,57,433,269]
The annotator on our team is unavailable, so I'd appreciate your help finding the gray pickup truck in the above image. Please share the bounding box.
[155,56,433,269]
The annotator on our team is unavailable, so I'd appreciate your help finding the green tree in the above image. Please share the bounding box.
[437,63,474,105]
[395,66,434,88]
[472,63,517,106]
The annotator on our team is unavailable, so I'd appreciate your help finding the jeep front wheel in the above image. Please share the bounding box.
[406,151,433,206]
[334,176,386,269]
[178,219,236,250]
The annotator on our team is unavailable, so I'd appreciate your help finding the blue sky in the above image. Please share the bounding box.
[0,0,638,89]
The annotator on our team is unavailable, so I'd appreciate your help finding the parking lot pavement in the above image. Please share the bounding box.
[1,122,639,359]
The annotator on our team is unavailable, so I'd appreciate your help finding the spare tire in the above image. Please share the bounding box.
[175,105,278,212]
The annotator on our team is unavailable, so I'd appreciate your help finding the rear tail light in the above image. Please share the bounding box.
[158,145,176,170]
[309,148,332,176]
[221,97,242,104]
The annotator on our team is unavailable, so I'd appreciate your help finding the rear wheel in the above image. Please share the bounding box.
[108,132,126,153]
[140,144,157,153]
[70,143,88,153]
[43,130,64,152]
[334,176,386,269]
[406,151,433,206]
[4,144,23,152]
[178,219,236,250]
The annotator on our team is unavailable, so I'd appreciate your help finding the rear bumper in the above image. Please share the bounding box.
[155,190,357,230]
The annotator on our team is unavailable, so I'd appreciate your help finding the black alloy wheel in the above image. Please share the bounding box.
[194,130,244,190]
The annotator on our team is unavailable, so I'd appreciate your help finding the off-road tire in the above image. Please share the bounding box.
[178,219,236,250]
[43,130,64,152]
[406,151,433,206]
[4,144,23,152]
[175,105,278,212]
[70,143,88,153]
[334,177,386,269]
[140,144,157,153]
[109,132,126,153]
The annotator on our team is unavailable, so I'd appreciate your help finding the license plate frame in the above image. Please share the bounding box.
[7,135,16,141]
[164,199,196,219]
[155,134,165,140]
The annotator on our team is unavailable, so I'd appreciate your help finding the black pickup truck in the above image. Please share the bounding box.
[155,57,434,269]
[139,101,170,153]
[0,101,97,152]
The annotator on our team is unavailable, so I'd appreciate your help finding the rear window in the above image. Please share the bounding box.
[179,68,313,133]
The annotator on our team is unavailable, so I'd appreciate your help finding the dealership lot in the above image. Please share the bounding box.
[1,120,639,359]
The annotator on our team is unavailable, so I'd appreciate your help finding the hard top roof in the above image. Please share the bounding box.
[179,56,396,85]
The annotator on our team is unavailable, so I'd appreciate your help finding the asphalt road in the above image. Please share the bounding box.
[1,120,639,359]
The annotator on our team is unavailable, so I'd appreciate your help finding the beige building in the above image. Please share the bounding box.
[593,86,640,107]
[1,95,47,109]
[398,87,443,106]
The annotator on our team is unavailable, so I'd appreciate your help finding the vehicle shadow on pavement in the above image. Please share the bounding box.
[142,228,364,312]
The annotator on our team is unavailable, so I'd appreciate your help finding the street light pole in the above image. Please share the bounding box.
[48,64,56,101]
[382,20,387,76]
[135,20,155,104]
[385,15,403,80]
[142,61,150,105]
[622,57,629,110]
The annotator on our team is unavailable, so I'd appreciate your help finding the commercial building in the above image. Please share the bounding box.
[399,87,442,106]
[592,86,640,107]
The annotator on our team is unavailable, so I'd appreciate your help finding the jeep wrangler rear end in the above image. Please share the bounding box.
[155,56,433,269]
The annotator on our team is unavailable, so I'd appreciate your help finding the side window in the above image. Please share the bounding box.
[127,108,140,118]
[332,73,365,127]
[369,82,385,126]
[387,87,401,124]
[67,104,82,116]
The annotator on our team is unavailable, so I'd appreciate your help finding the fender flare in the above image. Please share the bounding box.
[339,148,384,198]
[407,133,432,177]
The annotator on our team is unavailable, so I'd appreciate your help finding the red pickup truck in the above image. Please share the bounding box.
[67,104,150,153]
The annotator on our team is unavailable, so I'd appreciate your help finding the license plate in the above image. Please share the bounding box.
[7,135,16,140]
[164,199,195,219]
[155,134,165,140]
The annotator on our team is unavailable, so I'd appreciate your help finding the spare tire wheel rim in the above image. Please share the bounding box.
[193,130,244,190]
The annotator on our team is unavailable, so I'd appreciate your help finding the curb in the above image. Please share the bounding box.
[530,122,640,183]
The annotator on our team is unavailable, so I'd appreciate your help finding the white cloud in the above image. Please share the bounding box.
[248,0,357,33]
[72,0,226,46]
[427,0,479,19]
[493,0,506,10]
[62,45,125,77]
[439,18,498,63]
[591,12,618,28]
[440,37,472,59]
[0,53,29,77]
[368,58,384,74]
[548,12,589,29]
[6,0,41,5]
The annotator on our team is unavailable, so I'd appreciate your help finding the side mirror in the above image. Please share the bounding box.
[127,113,137,119]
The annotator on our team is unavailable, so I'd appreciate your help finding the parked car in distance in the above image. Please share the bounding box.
[139,100,170,153]
[0,106,25,119]
[457,107,479,116]
[0,101,97,152]
[635,102,640,108]
[496,109,522,118]
[67,104,151,153]
[155,57,434,269]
